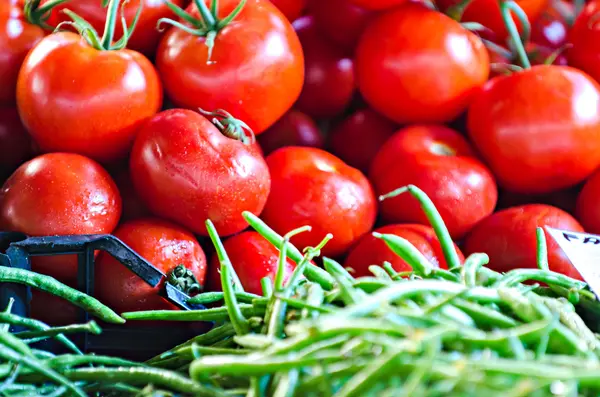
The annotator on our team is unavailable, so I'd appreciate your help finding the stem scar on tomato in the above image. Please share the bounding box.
[158,0,247,62]
[54,0,142,51]
[167,264,202,295]
[198,108,256,145]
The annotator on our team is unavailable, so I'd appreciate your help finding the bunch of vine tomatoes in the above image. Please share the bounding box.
[1,0,600,324]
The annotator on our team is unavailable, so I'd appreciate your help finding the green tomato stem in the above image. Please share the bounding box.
[500,0,532,68]
[100,0,121,49]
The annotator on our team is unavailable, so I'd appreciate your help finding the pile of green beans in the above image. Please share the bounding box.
[3,184,600,396]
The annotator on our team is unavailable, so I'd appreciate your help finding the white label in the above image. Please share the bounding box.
[546,226,600,299]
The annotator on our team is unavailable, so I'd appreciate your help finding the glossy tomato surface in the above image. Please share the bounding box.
[344,224,464,277]
[156,0,304,134]
[464,204,584,279]
[46,0,184,57]
[293,16,355,118]
[0,2,45,106]
[370,124,498,240]
[261,147,377,257]
[16,32,162,164]
[328,108,398,173]
[567,0,600,83]
[96,218,207,313]
[576,169,600,234]
[130,109,271,237]
[0,153,121,281]
[0,107,34,181]
[269,0,307,21]
[206,231,296,295]
[467,65,600,194]
[348,0,407,10]
[531,4,569,49]
[355,2,489,124]
[257,110,324,155]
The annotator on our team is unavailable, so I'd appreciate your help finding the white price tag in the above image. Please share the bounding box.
[546,226,600,298]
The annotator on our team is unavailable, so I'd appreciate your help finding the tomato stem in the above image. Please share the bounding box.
[499,0,531,69]
[100,0,121,49]
[198,108,256,145]
[167,264,202,295]
[24,0,69,30]
[445,0,473,21]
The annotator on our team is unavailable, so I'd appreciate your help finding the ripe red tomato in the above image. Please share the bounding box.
[0,2,45,106]
[206,231,296,295]
[355,2,489,124]
[291,16,354,119]
[567,0,600,83]
[307,0,372,54]
[16,31,162,164]
[576,169,600,234]
[96,218,207,313]
[467,65,600,194]
[347,0,407,10]
[257,110,324,155]
[464,204,584,280]
[328,108,398,174]
[436,0,548,42]
[130,109,271,237]
[369,124,497,240]
[344,224,465,277]
[31,288,79,326]
[111,168,151,222]
[0,108,34,181]
[46,0,185,57]
[156,0,304,135]
[261,147,377,258]
[0,153,122,282]
[531,6,569,49]
[268,0,306,21]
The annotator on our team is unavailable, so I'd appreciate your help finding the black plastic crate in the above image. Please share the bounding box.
[0,232,212,360]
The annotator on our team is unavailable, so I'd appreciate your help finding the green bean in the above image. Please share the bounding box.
[535,227,549,271]
[460,254,489,287]
[382,262,401,280]
[260,277,273,298]
[151,345,249,369]
[206,219,244,293]
[542,297,600,352]
[44,354,142,369]
[220,258,250,335]
[0,330,34,358]
[325,262,363,306]
[271,369,299,397]
[0,298,15,333]
[122,304,264,322]
[494,269,586,290]
[372,232,434,277]
[0,344,85,397]
[452,299,518,329]
[0,267,124,324]
[187,291,263,305]
[300,283,326,320]
[242,211,335,290]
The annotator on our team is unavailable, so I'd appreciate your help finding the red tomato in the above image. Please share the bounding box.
[0,2,45,106]
[344,224,465,277]
[355,2,489,124]
[130,109,271,237]
[16,31,162,164]
[0,153,121,282]
[464,204,584,279]
[531,7,569,49]
[576,169,600,234]
[291,16,354,118]
[46,0,185,57]
[111,168,151,222]
[467,65,600,194]
[436,0,548,42]
[567,0,600,83]
[307,0,372,54]
[268,0,307,21]
[31,288,79,326]
[526,42,568,66]
[257,110,324,155]
[369,124,497,240]
[206,231,296,295]
[0,108,34,181]
[347,0,407,10]
[328,108,398,174]
[156,0,304,135]
[96,218,207,314]
[261,147,377,258]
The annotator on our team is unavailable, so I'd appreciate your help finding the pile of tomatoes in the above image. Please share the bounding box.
[2,0,600,325]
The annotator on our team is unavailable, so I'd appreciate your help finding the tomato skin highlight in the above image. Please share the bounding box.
[464,204,584,280]
[96,218,207,314]
[576,169,600,234]
[567,0,600,84]
[355,2,489,124]
[370,124,498,240]
[344,224,464,277]
[206,231,296,296]
[0,2,45,106]
[16,31,163,164]
[130,109,271,237]
[261,147,377,258]
[467,65,600,194]
[328,108,398,174]
[293,16,355,118]
[257,110,324,156]
[156,0,304,135]
[0,153,122,282]
[0,108,35,182]
[45,0,185,57]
